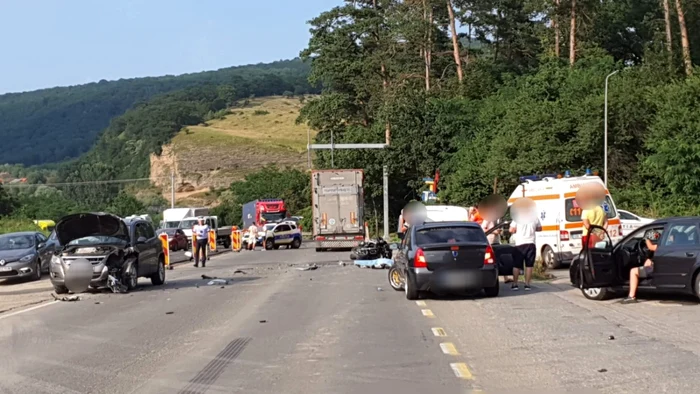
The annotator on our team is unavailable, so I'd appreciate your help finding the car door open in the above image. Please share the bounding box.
[580,225,619,289]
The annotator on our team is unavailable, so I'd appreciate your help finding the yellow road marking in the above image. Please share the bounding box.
[450,363,474,380]
[416,300,427,306]
[432,327,447,337]
[421,309,435,318]
[439,342,460,355]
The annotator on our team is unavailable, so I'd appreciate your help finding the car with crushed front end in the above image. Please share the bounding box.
[49,213,166,294]
[0,231,55,281]
[570,219,700,301]
[390,221,501,300]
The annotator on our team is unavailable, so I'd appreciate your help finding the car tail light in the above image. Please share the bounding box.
[560,230,570,241]
[484,245,495,265]
[414,248,427,268]
[354,235,364,241]
[619,225,623,237]
[316,236,326,241]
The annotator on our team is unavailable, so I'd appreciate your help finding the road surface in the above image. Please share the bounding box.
[1,246,700,393]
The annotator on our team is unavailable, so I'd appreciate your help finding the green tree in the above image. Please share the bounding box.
[108,191,146,218]
[0,185,18,218]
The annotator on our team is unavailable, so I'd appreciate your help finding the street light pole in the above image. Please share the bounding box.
[604,70,619,187]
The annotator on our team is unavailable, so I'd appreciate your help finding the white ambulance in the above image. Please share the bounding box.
[507,172,623,269]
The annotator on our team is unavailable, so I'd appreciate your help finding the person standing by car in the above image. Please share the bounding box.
[582,203,608,248]
[192,217,210,267]
[509,210,542,291]
[246,223,259,251]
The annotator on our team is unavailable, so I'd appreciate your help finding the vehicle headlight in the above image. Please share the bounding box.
[51,255,63,265]
[20,254,35,262]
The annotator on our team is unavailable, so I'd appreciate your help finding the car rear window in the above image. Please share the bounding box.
[415,226,486,245]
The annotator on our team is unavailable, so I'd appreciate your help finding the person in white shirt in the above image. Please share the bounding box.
[192,217,210,267]
[247,223,259,251]
[509,214,542,291]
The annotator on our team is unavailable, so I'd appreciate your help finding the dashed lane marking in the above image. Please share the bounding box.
[421,309,435,318]
[439,342,460,356]
[432,327,447,337]
[416,300,427,306]
[450,363,474,380]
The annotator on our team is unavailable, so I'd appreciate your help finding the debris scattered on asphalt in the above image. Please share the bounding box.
[608,335,615,340]
[339,261,346,267]
[166,311,174,315]
[196,284,200,288]
[377,287,383,291]
[598,369,608,373]
[168,265,174,270]
[52,294,81,302]
[259,320,267,323]
[207,279,229,285]
[94,301,102,305]
[233,269,247,274]
[296,264,318,271]
[220,286,225,289]
[202,275,217,280]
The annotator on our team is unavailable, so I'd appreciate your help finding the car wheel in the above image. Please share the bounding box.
[33,260,42,281]
[405,270,419,300]
[388,267,404,291]
[543,245,559,270]
[265,239,274,250]
[151,258,166,286]
[483,281,500,297]
[53,284,69,294]
[125,263,138,291]
[291,238,302,249]
[580,286,610,301]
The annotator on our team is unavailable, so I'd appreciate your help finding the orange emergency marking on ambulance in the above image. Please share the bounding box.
[507,171,623,270]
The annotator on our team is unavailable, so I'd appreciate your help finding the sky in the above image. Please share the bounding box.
[0,0,342,94]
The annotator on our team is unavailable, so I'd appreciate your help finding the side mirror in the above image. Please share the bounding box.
[37,243,45,249]
[137,237,148,244]
[594,241,608,249]
[389,243,399,250]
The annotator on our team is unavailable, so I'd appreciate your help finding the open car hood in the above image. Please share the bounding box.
[55,213,129,246]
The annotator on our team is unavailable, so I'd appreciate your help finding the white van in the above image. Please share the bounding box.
[507,173,623,269]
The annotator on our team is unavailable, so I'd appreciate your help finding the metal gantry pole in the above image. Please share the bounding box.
[330,130,335,168]
[383,165,389,240]
[604,70,619,187]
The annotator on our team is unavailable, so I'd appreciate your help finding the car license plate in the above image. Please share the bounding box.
[571,233,581,239]
[0,266,12,272]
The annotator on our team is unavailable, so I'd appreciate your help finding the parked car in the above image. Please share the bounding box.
[49,213,166,294]
[389,221,501,299]
[263,221,303,250]
[0,232,54,281]
[157,228,189,251]
[618,209,654,233]
[570,219,700,301]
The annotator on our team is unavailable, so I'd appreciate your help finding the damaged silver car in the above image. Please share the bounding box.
[50,213,166,294]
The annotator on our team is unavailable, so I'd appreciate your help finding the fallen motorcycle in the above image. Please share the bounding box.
[350,238,392,261]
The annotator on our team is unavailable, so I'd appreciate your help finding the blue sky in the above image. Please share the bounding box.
[0,0,341,94]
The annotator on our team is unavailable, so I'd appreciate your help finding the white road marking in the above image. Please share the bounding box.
[440,342,460,355]
[0,301,59,321]
[416,300,427,306]
[432,327,447,337]
[450,363,474,379]
[421,309,435,317]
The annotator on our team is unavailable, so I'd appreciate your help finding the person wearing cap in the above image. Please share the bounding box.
[192,217,210,267]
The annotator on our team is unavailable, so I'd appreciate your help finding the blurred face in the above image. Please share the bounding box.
[576,183,606,209]
[403,201,427,226]
[512,197,537,223]
[477,194,507,222]
[198,219,205,226]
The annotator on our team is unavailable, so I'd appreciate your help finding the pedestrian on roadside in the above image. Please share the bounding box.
[581,201,608,249]
[192,217,210,268]
[509,210,542,291]
[247,223,259,251]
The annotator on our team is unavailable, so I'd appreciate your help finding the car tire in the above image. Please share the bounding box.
[483,282,500,297]
[265,239,274,250]
[580,287,610,300]
[694,270,700,300]
[315,248,324,252]
[151,258,166,286]
[53,284,69,294]
[291,238,302,249]
[223,239,231,249]
[125,263,138,291]
[543,245,560,270]
[388,267,404,291]
[405,270,419,300]
[33,260,42,281]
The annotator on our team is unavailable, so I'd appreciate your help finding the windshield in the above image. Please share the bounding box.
[158,229,177,236]
[180,220,199,229]
[263,224,276,231]
[261,212,286,222]
[68,236,128,246]
[164,221,181,228]
[0,234,35,250]
[415,226,486,245]
[565,196,617,222]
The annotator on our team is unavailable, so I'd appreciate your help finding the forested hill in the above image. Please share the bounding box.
[0,59,313,166]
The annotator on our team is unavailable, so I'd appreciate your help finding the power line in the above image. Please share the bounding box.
[1,177,172,188]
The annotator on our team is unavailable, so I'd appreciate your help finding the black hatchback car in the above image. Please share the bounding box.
[389,221,503,300]
[571,218,700,301]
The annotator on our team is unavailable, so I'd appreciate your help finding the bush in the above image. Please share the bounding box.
[253,110,270,116]
[0,218,43,235]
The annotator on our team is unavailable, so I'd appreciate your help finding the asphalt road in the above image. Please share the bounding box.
[1,246,700,393]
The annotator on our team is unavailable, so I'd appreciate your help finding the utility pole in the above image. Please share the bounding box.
[383,165,389,240]
[170,171,175,209]
[604,70,619,187]
[307,128,311,169]
[330,130,335,168]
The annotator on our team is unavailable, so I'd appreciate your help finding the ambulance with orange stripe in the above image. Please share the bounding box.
[507,171,623,269]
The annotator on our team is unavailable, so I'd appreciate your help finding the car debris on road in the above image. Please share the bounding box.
[207,279,229,285]
[52,294,80,302]
[296,264,318,271]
